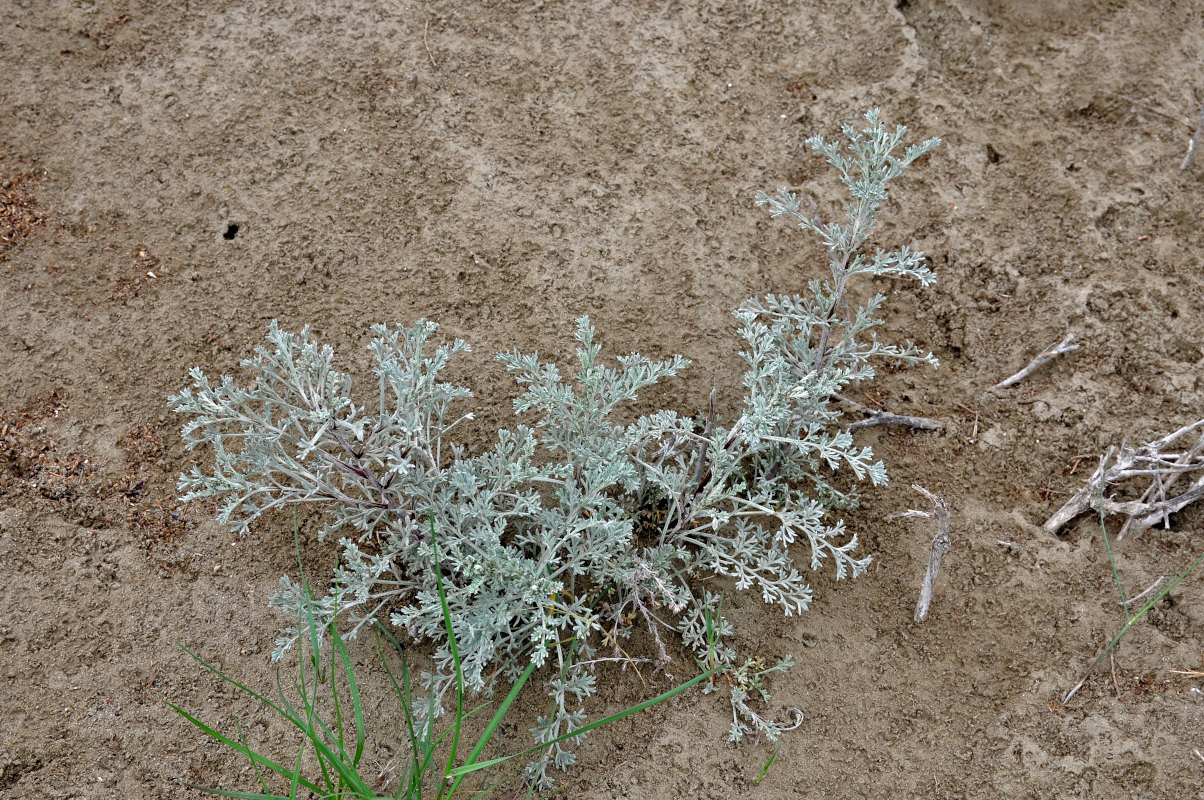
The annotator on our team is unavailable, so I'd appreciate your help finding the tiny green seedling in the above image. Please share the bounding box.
[753,743,783,787]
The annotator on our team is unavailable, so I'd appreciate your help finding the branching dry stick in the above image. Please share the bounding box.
[889,485,951,623]
[849,410,943,432]
[1119,430,1204,536]
[1182,99,1204,172]
[1099,90,1202,173]
[1102,90,1195,129]
[994,333,1079,389]
[423,18,437,68]
[1116,475,1204,531]
[1044,419,1204,536]
[1128,575,1166,606]
[834,393,943,432]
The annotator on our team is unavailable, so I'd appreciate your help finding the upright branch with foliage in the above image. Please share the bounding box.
[170,109,939,787]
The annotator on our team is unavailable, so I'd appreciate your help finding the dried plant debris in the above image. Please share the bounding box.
[111,424,188,545]
[888,485,952,623]
[0,394,187,549]
[1181,99,1204,171]
[0,392,94,501]
[1045,419,1204,537]
[993,333,1079,390]
[0,168,48,261]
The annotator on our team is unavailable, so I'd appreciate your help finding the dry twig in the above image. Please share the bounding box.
[1099,90,1202,172]
[1044,419,1204,536]
[834,393,943,432]
[1128,575,1166,606]
[423,18,437,68]
[1182,99,1204,172]
[848,410,942,432]
[889,485,952,623]
[994,333,1079,389]
[1103,90,1195,129]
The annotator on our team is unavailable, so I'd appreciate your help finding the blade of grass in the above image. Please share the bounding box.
[375,628,428,799]
[296,636,366,780]
[234,717,272,795]
[179,647,297,728]
[1097,452,1129,620]
[464,662,539,765]
[286,625,336,794]
[753,743,782,786]
[293,514,328,687]
[275,631,374,797]
[333,629,367,768]
[287,667,376,796]
[288,744,303,799]
[448,663,721,778]
[1064,547,1204,703]
[169,702,325,796]
[430,518,465,800]
[179,514,381,800]
[288,519,339,793]
[444,660,539,796]
[330,623,347,765]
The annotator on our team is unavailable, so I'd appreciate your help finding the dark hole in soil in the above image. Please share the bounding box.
[223,223,239,240]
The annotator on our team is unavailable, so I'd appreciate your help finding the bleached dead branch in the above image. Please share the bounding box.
[994,333,1079,390]
[834,393,943,432]
[1044,419,1204,537]
[889,484,952,623]
[1182,99,1204,172]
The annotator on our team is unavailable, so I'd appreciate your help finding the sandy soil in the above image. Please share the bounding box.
[3,0,1204,797]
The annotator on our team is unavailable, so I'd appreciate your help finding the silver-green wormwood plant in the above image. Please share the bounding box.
[170,110,940,787]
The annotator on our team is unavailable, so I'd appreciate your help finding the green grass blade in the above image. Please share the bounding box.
[169,703,325,795]
[753,743,782,786]
[178,646,296,726]
[444,660,539,796]
[234,717,272,795]
[178,514,379,800]
[292,513,328,685]
[179,786,294,800]
[329,625,347,765]
[374,629,424,798]
[287,636,337,793]
[459,701,493,720]
[292,714,376,797]
[284,533,340,793]
[291,676,336,792]
[447,664,721,778]
[296,667,356,765]
[288,744,303,799]
[333,626,367,767]
[287,665,376,796]
[1065,547,1204,702]
[430,519,465,800]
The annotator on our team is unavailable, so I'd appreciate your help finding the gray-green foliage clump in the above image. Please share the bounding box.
[170,110,939,786]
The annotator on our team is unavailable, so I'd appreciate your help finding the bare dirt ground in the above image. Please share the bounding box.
[3,0,1204,797]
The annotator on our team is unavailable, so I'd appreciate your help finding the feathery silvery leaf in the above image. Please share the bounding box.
[172,111,938,786]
